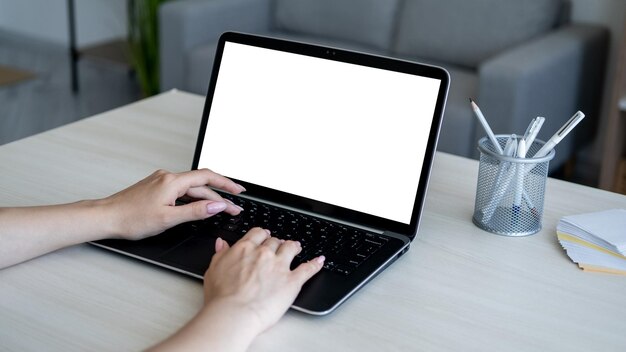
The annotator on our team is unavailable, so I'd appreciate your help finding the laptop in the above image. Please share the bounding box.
[93,32,449,315]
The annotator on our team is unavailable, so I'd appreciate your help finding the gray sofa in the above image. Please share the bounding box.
[159,0,608,169]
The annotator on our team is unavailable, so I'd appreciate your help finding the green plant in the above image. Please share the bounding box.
[128,0,168,96]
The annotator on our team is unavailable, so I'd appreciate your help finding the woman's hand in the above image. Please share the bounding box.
[104,169,245,240]
[0,169,245,268]
[149,228,325,352]
[205,228,324,331]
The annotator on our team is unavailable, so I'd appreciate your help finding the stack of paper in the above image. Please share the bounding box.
[557,209,626,275]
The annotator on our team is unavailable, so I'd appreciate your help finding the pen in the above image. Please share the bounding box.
[482,134,517,223]
[470,98,503,154]
[533,111,585,158]
[504,135,517,161]
[513,138,527,220]
[519,116,543,215]
[522,116,545,150]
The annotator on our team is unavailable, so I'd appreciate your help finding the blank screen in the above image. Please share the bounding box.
[198,42,441,224]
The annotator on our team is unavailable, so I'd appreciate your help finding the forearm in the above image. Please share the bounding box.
[0,169,245,270]
[0,199,119,269]
[148,299,260,352]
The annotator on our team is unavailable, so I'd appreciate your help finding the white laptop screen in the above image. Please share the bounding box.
[197,41,441,224]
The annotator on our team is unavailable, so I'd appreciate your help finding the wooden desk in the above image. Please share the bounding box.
[1,91,625,351]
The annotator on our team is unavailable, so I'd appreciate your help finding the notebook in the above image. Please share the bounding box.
[93,32,449,315]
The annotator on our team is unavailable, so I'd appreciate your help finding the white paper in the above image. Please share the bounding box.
[559,209,626,255]
[558,239,626,271]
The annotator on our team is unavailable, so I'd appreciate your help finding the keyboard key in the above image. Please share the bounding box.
[222,224,239,232]
[334,265,353,275]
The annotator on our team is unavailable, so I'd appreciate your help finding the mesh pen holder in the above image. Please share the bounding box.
[473,135,555,236]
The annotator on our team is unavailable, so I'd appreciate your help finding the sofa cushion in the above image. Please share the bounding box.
[394,0,563,68]
[186,43,218,94]
[274,0,400,51]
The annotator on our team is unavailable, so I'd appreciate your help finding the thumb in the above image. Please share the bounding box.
[171,200,227,224]
[215,237,231,253]
[291,256,325,286]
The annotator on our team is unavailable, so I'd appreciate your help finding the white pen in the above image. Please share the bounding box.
[513,138,527,217]
[504,135,517,159]
[470,98,503,154]
[533,111,585,158]
[523,116,545,150]
[482,135,517,223]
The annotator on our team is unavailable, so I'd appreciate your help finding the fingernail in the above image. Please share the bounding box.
[237,184,247,192]
[264,229,271,235]
[207,201,227,215]
[295,241,301,247]
[224,199,244,211]
[215,237,224,251]
[315,255,325,264]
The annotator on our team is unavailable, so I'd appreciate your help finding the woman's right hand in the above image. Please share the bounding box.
[204,228,325,332]
[149,228,324,352]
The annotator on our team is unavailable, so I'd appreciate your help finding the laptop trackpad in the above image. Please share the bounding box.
[159,236,216,276]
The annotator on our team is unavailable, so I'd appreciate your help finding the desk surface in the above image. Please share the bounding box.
[1,91,625,351]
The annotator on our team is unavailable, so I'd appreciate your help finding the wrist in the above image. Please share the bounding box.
[85,197,128,240]
[200,298,263,345]
[150,298,262,352]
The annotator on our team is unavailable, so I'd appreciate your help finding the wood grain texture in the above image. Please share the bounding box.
[1,91,625,352]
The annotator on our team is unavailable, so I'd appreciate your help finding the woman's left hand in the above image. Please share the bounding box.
[104,169,245,240]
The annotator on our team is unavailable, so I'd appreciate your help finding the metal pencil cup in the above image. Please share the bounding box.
[472,135,555,236]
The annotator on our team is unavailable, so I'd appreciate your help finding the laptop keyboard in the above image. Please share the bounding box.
[194,193,389,275]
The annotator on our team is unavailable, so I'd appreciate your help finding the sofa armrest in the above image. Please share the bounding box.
[475,24,608,169]
[159,0,272,91]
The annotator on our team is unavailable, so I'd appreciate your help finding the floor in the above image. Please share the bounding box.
[0,30,141,146]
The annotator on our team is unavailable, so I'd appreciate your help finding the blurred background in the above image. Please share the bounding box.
[0,0,624,194]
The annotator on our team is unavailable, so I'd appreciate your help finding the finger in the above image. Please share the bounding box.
[276,240,302,263]
[215,237,230,253]
[291,256,325,286]
[176,169,245,195]
[185,185,221,200]
[261,237,283,253]
[185,187,243,215]
[168,200,227,226]
[207,238,231,277]
[240,227,271,246]
[221,198,244,215]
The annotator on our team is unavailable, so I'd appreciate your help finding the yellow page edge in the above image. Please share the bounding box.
[557,231,626,260]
